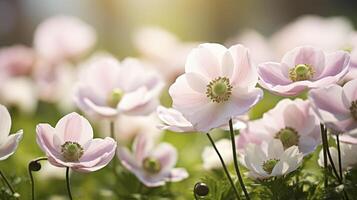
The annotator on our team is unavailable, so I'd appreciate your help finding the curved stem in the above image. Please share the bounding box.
[320,124,328,188]
[336,134,343,179]
[206,133,241,200]
[66,167,73,200]
[229,119,250,200]
[0,170,16,195]
[323,129,342,182]
[28,157,48,200]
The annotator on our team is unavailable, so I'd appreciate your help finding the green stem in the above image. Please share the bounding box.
[28,157,48,200]
[0,170,16,195]
[320,124,328,188]
[66,167,73,200]
[206,133,241,200]
[229,119,250,200]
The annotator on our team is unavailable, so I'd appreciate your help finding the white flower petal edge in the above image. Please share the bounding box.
[0,105,23,161]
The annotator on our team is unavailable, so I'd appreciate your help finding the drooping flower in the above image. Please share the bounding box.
[237,99,321,155]
[168,43,263,132]
[0,105,23,161]
[240,139,303,179]
[74,55,164,119]
[309,79,357,136]
[202,139,232,170]
[157,106,247,133]
[133,26,198,82]
[36,112,117,172]
[34,15,96,63]
[117,134,188,187]
[318,141,357,172]
[258,46,350,96]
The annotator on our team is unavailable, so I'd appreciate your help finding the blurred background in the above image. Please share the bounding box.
[1,0,357,199]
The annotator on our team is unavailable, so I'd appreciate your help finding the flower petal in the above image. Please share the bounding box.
[0,130,23,161]
[0,105,11,144]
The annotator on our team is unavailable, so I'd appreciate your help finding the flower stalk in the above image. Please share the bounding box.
[206,133,241,200]
[0,169,17,198]
[229,119,250,200]
[28,157,48,200]
[66,167,73,200]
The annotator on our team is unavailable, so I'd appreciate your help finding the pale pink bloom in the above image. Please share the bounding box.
[117,134,188,187]
[0,45,35,77]
[258,46,350,96]
[309,80,357,136]
[74,55,164,119]
[240,139,303,179]
[134,27,198,82]
[0,105,23,161]
[34,15,96,63]
[318,142,357,171]
[237,99,321,155]
[169,43,263,132]
[343,32,357,82]
[271,15,353,58]
[36,112,117,172]
[227,29,275,63]
[202,139,232,170]
[157,106,247,132]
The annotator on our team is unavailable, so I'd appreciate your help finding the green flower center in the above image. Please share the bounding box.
[61,142,84,162]
[262,159,280,174]
[143,157,161,174]
[107,88,124,107]
[288,64,314,82]
[350,100,357,121]
[206,77,233,103]
[276,127,299,149]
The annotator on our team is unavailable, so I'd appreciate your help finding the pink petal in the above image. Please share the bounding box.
[55,112,93,145]
[80,137,116,162]
[281,46,325,77]
[342,79,357,104]
[133,134,154,163]
[185,45,221,80]
[0,105,11,144]
[156,106,194,132]
[257,62,291,85]
[151,143,177,173]
[166,168,189,182]
[185,73,208,93]
[0,131,23,161]
[83,98,118,118]
[229,44,258,88]
[221,51,234,78]
[317,51,350,79]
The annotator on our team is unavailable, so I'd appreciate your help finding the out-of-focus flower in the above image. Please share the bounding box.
[34,61,77,112]
[0,45,38,112]
[100,113,162,144]
[0,105,23,161]
[227,29,275,63]
[237,99,321,155]
[157,106,247,133]
[202,139,232,170]
[36,112,117,172]
[318,142,357,171]
[240,139,303,179]
[0,77,37,113]
[134,27,198,82]
[34,15,96,63]
[258,46,350,96]
[117,134,188,187]
[271,15,353,58]
[168,43,263,132]
[0,45,35,77]
[309,80,357,136]
[74,55,164,119]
